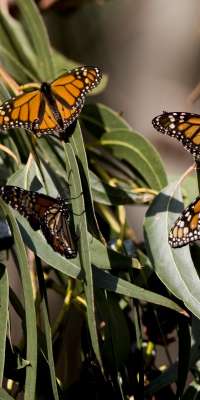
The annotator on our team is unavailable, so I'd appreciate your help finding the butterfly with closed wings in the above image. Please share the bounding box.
[0,66,102,139]
[169,196,200,248]
[152,111,200,159]
[0,185,77,258]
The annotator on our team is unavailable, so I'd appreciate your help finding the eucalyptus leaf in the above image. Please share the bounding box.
[3,210,181,314]
[0,8,38,79]
[0,201,37,400]
[100,129,167,191]
[0,45,36,83]
[63,142,103,370]
[144,181,200,318]
[16,0,54,81]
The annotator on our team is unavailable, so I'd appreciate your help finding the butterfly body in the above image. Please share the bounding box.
[0,185,77,258]
[169,196,200,248]
[0,66,102,139]
[39,81,65,131]
[152,111,200,159]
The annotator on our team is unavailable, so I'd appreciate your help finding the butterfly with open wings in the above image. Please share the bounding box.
[0,66,102,140]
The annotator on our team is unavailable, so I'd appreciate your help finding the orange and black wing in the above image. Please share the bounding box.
[0,185,77,258]
[42,200,77,258]
[0,185,58,229]
[0,89,61,137]
[169,196,200,248]
[152,111,200,159]
[51,66,102,130]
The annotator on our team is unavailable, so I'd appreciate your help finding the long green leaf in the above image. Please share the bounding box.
[93,267,182,312]
[100,129,167,190]
[0,263,9,385]
[0,45,36,82]
[13,213,181,313]
[36,259,59,400]
[81,102,131,138]
[63,142,103,370]
[16,0,54,81]
[70,122,104,239]
[14,209,135,272]
[0,201,37,400]
[0,9,39,79]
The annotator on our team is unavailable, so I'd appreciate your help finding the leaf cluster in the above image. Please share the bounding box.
[0,1,198,399]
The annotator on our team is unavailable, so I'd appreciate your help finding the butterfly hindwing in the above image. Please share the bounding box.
[0,185,77,258]
[0,66,102,139]
[152,111,200,159]
[42,200,77,258]
[169,196,200,248]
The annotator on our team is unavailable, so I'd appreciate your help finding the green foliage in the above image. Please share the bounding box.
[0,0,198,399]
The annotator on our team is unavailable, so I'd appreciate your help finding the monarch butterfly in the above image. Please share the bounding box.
[0,185,77,258]
[0,66,102,139]
[169,196,200,248]
[152,111,200,159]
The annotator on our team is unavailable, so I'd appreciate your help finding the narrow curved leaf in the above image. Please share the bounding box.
[36,260,59,400]
[16,0,54,81]
[70,122,104,239]
[10,212,181,313]
[0,9,39,79]
[0,45,37,82]
[0,201,37,400]
[100,129,167,191]
[81,102,131,138]
[63,141,103,370]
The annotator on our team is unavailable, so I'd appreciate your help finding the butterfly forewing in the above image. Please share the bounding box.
[52,66,102,130]
[0,186,77,258]
[0,186,42,229]
[169,196,200,248]
[152,111,200,159]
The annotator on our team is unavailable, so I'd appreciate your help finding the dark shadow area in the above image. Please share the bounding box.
[145,192,184,217]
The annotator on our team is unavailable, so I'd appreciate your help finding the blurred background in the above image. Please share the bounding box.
[39,0,200,173]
